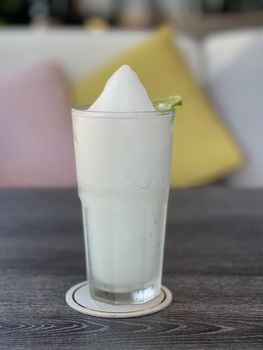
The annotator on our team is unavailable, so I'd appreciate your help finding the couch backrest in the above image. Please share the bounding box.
[0,29,150,78]
[0,28,200,80]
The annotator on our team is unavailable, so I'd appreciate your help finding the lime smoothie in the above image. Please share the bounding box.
[72,65,174,304]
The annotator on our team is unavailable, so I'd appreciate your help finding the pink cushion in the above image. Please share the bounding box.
[0,61,76,187]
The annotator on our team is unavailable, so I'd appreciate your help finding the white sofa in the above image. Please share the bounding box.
[0,27,262,187]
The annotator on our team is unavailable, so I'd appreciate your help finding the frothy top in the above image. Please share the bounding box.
[88,65,155,112]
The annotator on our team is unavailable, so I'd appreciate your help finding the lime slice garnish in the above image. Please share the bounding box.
[153,96,182,111]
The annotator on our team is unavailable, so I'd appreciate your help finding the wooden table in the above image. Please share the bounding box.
[1,188,263,349]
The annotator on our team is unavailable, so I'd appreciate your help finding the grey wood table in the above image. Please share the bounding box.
[0,188,263,350]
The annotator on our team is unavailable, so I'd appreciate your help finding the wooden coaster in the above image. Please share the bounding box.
[66,281,172,318]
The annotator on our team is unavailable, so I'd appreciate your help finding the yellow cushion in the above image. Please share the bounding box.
[72,26,243,187]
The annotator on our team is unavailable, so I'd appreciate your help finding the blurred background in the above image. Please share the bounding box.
[0,0,263,29]
[0,0,262,188]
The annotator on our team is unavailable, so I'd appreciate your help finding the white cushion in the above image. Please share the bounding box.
[203,29,263,187]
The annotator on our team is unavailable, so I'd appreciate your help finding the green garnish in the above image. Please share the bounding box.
[153,96,182,111]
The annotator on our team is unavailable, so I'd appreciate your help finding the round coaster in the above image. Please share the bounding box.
[66,281,172,318]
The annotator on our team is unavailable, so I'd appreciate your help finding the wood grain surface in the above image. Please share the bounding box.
[0,188,263,350]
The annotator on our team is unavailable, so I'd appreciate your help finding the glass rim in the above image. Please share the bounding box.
[72,106,175,119]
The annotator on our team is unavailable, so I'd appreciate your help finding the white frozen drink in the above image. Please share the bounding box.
[72,65,174,304]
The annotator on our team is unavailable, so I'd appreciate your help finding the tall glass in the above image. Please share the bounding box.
[72,107,174,305]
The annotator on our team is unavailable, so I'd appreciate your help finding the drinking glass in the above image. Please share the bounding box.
[72,107,175,304]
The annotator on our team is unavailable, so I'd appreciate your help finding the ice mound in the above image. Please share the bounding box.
[89,65,155,112]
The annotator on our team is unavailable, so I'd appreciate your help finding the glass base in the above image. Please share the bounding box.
[90,284,159,305]
[66,281,173,318]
